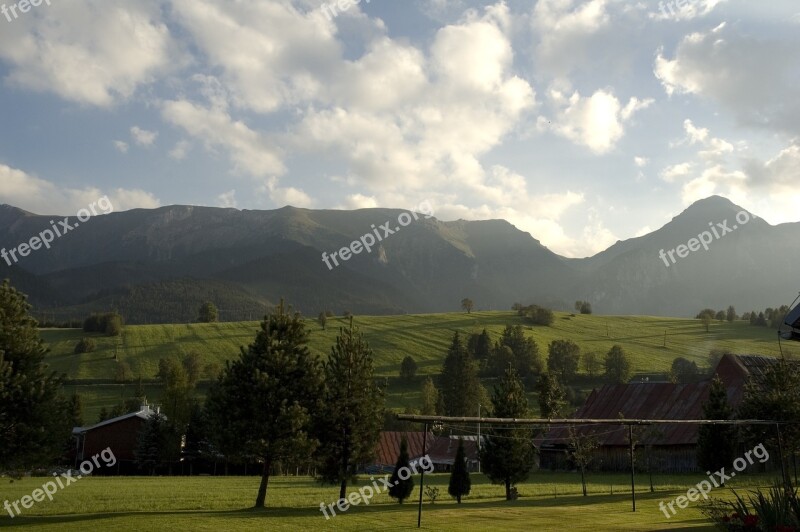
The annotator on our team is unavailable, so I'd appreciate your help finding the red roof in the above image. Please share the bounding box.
[373,431,433,467]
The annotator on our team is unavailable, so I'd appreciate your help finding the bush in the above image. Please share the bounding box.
[74,337,96,354]
[701,483,800,531]
[83,312,124,337]
[522,305,554,326]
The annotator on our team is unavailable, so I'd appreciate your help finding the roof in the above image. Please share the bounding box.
[373,431,433,467]
[541,382,711,448]
[541,353,790,449]
[428,436,480,465]
[72,405,163,435]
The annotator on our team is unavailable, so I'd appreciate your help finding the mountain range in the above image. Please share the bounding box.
[0,195,797,323]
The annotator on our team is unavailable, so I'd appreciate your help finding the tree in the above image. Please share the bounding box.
[499,325,542,381]
[536,373,564,418]
[317,311,327,330]
[448,438,471,503]
[480,366,537,500]
[440,332,481,417]
[388,437,414,504]
[547,339,581,384]
[205,301,322,508]
[669,357,700,384]
[400,355,418,381]
[316,319,384,502]
[715,310,726,321]
[198,301,219,323]
[726,305,737,323]
[604,345,631,384]
[467,329,492,367]
[135,411,170,475]
[0,280,67,471]
[575,301,592,314]
[738,359,800,485]
[420,377,439,416]
[568,426,598,496]
[523,305,555,326]
[461,298,474,314]
[700,314,712,332]
[697,376,736,481]
[582,351,602,378]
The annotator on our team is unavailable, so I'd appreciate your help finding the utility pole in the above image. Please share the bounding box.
[477,403,481,473]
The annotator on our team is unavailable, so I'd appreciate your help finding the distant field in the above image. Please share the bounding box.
[40,311,793,422]
[0,471,779,531]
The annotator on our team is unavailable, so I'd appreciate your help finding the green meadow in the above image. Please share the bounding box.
[40,311,792,422]
[0,471,780,531]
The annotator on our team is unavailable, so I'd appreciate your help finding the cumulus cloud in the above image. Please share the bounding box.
[0,0,176,106]
[217,190,237,208]
[130,126,158,146]
[540,87,652,153]
[0,164,159,214]
[113,140,129,153]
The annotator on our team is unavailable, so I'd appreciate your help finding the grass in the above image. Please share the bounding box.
[41,311,793,422]
[0,471,781,530]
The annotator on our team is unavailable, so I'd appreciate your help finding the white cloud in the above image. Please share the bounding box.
[130,126,158,146]
[634,156,649,167]
[541,88,652,154]
[217,190,237,208]
[655,24,800,135]
[0,164,159,214]
[113,140,129,153]
[162,98,285,178]
[650,0,727,21]
[169,140,191,160]
[661,162,693,183]
[0,0,175,107]
[263,177,314,208]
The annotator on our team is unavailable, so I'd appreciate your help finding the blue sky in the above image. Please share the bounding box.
[0,0,798,257]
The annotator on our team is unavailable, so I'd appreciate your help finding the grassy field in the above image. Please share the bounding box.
[0,471,781,531]
[41,311,792,422]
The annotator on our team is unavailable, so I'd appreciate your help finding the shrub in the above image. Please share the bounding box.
[74,337,96,354]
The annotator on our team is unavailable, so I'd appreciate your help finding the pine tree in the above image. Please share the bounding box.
[388,437,415,504]
[0,280,67,471]
[440,332,481,417]
[697,376,736,483]
[420,377,439,416]
[316,318,385,502]
[205,300,323,508]
[448,438,471,503]
[536,373,564,418]
[135,411,168,475]
[481,366,537,500]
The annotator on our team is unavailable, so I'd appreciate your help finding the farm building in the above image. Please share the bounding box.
[72,403,162,475]
[538,354,786,473]
[367,431,434,474]
[428,435,480,472]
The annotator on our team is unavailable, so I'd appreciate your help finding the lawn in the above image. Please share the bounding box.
[0,471,779,531]
[40,311,792,422]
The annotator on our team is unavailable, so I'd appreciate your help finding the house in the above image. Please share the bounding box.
[367,431,433,474]
[72,403,162,475]
[538,354,789,473]
[428,435,481,472]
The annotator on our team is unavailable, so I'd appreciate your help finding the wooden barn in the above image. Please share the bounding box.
[539,354,786,473]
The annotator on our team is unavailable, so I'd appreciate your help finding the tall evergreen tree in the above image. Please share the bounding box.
[205,301,323,508]
[388,437,415,504]
[0,280,67,471]
[135,411,169,475]
[316,318,385,502]
[481,366,537,500]
[467,329,492,367]
[536,373,565,418]
[547,339,581,384]
[440,332,481,417]
[420,377,440,416]
[448,438,471,503]
[697,376,736,479]
[499,325,542,380]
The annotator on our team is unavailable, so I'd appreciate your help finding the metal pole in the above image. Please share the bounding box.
[629,424,636,512]
[417,423,428,528]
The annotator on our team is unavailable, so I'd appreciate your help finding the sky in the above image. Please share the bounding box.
[0,0,798,258]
